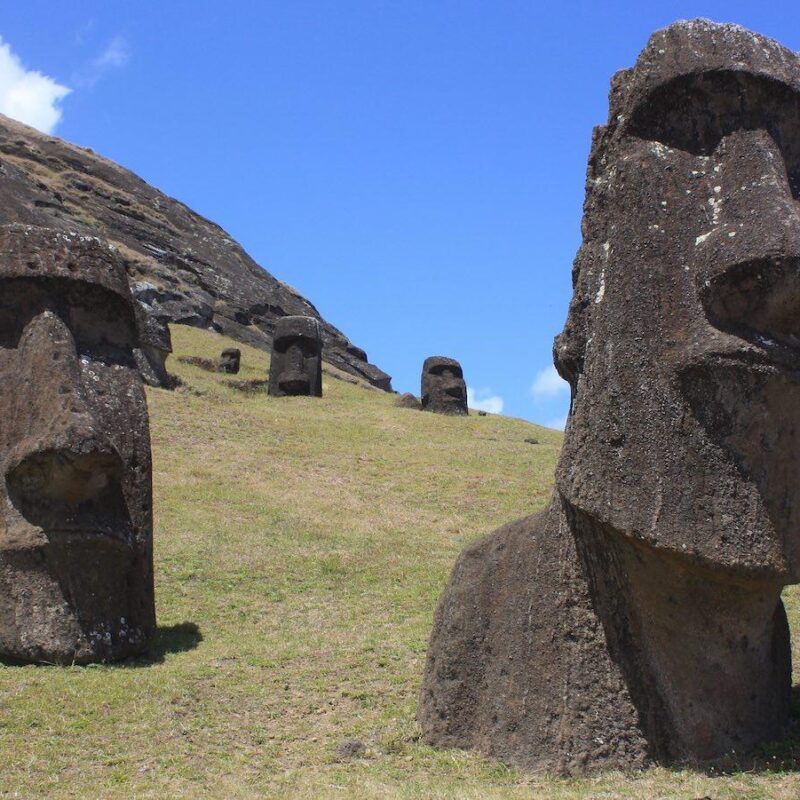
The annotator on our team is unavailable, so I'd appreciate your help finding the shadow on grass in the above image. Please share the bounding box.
[0,622,202,668]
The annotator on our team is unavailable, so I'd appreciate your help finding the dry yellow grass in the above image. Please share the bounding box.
[0,324,797,799]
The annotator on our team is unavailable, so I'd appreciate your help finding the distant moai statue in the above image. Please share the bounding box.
[268,316,323,397]
[219,347,241,374]
[0,225,155,664]
[419,20,800,773]
[421,357,467,415]
[134,306,173,388]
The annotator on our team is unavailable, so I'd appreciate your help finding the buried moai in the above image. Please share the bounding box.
[134,306,173,388]
[421,357,467,415]
[219,347,241,374]
[419,20,800,773]
[268,316,322,397]
[0,225,155,664]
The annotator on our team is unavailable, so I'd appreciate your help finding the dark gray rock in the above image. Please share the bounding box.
[419,20,800,773]
[219,347,241,374]
[268,316,322,397]
[421,357,467,416]
[395,392,422,410]
[133,305,173,388]
[0,225,155,664]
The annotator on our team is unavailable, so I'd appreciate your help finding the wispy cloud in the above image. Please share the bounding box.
[530,365,569,398]
[0,37,70,133]
[74,35,130,88]
[467,386,504,415]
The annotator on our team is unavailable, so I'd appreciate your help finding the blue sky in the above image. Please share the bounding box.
[1,2,799,427]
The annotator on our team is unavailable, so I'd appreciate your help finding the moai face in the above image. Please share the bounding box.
[134,307,172,388]
[0,226,154,664]
[219,347,241,374]
[421,357,467,415]
[554,20,800,581]
[268,316,322,397]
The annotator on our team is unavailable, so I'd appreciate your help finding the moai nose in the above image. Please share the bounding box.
[5,311,124,517]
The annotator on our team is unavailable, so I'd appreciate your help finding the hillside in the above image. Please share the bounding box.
[0,114,391,390]
[0,324,797,799]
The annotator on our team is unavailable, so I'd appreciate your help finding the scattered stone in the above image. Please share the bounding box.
[0,225,155,664]
[395,392,422,410]
[421,356,467,416]
[225,378,268,393]
[219,347,241,374]
[335,739,366,760]
[178,355,217,371]
[477,410,487,417]
[268,316,322,397]
[523,437,538,445]
[419,20,800,773]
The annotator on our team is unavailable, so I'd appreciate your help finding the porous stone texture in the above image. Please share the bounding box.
[133,306,172,388]
[0,224,155,664]
[0,115,392,391]
[420,357,467,416]
[395,392,422,410]
[419,19,800,773]
[268,316,322,397]
[219,347,241,374]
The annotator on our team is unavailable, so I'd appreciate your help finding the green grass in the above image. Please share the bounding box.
[0,324,798,799]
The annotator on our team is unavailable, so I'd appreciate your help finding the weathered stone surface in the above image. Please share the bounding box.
[219,347,241,374]
[0,224,155,664]
[421,357,467,416]
[395,392,422,410]
[0,115,392,390]
[268,316,322,397]
[133,306,172,388]
[419,20,800,773]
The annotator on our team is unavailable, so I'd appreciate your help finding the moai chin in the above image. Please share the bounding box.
[219,347,241,374]
[268,316,322,397]
[419,20,800,773]
[134,306,172,388]
[0,225,155,664]
[421,357,467,415]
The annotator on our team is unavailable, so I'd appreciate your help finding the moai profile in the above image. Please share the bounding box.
[134,306,173,388]
[268,316,322,397]
[219,347,241,374]
[420,357,467,415]
[0,225,155,664]
[419,20,800,773]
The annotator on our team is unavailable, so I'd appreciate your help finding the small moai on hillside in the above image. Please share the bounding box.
[421,357,467,415]
[134,306,173,388]
[268,316,322,397]
[219,347,241,374]
[419,20,800,773]
[0,225,155,664]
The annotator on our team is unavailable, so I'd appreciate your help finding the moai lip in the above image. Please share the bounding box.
[219,347,241,374]
[0,225,155,664]
[421,356,467,416]
[268,316,323,397]
[419,20,800,773]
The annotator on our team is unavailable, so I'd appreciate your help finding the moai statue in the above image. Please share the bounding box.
[421,357,467,415]
[0,225,155,664]
[219,347,241,374]
[419,20,800,773]
[268,316,322,397]
[134,306,173,388]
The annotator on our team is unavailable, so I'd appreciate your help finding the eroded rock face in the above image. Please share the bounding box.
[0,225,155,664]
[133,306,172,388]
[395,392,422,410]
[219,347,241,374]
[419,20,800,773]
[268,316,322,397]
[420,357,467,416]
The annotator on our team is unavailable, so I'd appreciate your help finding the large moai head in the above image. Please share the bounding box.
[219,347,241,374]
[420,357,467,415]
[0,225,155,664]
[134,306,172,388]
[268,316,322,397]
[555,20,800,583]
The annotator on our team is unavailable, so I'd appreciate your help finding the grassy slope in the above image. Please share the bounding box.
[0,325,797,799]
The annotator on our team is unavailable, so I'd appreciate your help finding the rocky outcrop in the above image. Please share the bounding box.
[0,114,392,390]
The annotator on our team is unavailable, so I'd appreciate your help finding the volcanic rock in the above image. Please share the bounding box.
[219,347,241,374]
[268,316,323,397]
[133,305,173,388]
[421,357,467,416]
[395,392,422,410]
[419,20,800,773]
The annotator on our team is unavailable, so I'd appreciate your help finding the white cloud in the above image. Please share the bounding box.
[467,386,504,415]
[74,35,130,88]
[0,37,70,133]
[530,365,569,398]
